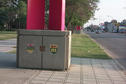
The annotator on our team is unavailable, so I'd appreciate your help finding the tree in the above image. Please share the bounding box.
[15,1,27,29]
[0,0,11,31]
[45,0,49,25]
[0,0,27,31]
[120,19,126,26]
[66,0,99,30]
[0,0,99,31]
[0,7,8,31]
[44,0,99,31]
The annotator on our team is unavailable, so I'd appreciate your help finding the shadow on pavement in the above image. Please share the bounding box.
[0,52,16,68]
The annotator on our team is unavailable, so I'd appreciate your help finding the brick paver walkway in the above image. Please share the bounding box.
[25,58,126,84]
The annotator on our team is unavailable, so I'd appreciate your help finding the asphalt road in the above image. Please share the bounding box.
[86,32,126,69]
[0,39,16,52]
[0,39,16,46]
[0,39,16,67]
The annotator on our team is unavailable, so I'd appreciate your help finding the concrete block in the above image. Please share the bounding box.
[17,29,71,70]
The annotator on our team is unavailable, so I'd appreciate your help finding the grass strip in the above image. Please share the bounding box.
[71,34,111,59]
[0,31,17,40]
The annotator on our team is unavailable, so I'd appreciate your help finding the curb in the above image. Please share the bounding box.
[84,33,126,72]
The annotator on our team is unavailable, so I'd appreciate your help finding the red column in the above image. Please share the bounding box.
[26,0,45,30]
[76,26,81,30]
[49,0,65,31]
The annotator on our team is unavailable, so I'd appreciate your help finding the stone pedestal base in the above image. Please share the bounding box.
[17,30,71,70]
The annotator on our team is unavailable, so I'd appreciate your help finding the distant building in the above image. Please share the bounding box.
[107,23,118,32]
[104,22,117,32]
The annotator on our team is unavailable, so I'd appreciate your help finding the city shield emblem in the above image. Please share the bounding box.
[50,44,58,54]
[26,43,34,54]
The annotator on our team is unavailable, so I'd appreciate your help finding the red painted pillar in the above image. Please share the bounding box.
[76,26,81,30]
[49,0,65,31]
[26,0,45,30]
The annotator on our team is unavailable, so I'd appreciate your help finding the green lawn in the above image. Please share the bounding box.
[72,34,111,59]
[0,31,17,40]
[9,49,16,54]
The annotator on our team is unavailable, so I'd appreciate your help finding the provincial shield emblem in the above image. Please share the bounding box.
[50,44,58,54]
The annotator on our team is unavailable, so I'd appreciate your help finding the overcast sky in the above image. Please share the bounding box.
[84,0,126,27]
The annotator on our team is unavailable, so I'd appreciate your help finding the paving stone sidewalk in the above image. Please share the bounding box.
[0,52,126,84]
[25,58,126,84]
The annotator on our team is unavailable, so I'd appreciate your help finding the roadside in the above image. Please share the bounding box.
[0,33,126,84]
[0,31,17,40]
[72,34,110,59]
[0,39,16,52]
[85,32,126,72]
[0,31,17,52]
[0,57,126,84]
[5,33,111,59]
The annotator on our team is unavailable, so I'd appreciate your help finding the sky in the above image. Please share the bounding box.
[84,0,126,27]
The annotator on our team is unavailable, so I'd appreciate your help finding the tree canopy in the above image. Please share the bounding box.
[66,0,99,29]
[0,0,26,31]
[0,0,99,31]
